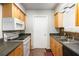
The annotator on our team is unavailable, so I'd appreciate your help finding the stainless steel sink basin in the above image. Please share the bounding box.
[54,36,79,44]
[55,36,66,39]
[55,36,67,41]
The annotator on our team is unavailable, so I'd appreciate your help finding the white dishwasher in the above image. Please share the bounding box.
[23,36,30,56]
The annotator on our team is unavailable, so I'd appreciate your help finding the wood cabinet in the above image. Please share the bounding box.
[55,41,63,56]
[50,36,56,55]
[54,12,63,28]
[54,13,58,27]
[9,50,15,56]
[50,36,63,56]
[2,3,25,22]
[76,3,79,26]
[8,43,23,56]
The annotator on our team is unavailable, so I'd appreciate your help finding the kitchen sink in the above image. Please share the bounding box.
[55,36,66,39]
[54,36,67,41]
[54,35,79,44]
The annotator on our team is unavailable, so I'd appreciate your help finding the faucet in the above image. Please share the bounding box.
[72,36,74,41]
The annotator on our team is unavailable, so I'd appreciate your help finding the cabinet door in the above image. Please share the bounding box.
[76,3,79,26]
[50,36,63,56]
[23,14,25,21]
[12,4,18,19]
[2,4,12,17]
[58,13,63,27]
[20,12,25,21]
[12,4,15,18]
[52,39,56,56]
[14,46,20,56]
[56,42,63,56]
[54,13,63,28]
[17,9,21,19]
[58,43,63,56]
[8,51,15,56]
[50,36,53,52]
[8,43,23,56]
[50,36,56,56]
[15,43,23,56]
[54,14,58,27]
[20,12,24,21]
[19,43,23,56]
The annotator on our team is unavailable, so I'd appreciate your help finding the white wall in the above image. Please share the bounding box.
[63,5,76,31]
[25,10,58,49]
[63,4,79,32]
[25,10,57,33]
[0,4,3,39]
[56,3,79,32]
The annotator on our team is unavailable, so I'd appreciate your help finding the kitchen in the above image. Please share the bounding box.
[0,3,79,56]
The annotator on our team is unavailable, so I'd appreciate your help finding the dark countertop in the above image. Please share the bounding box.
[62,43,79,55]
[0,40,21,56]
[50,33,79,55]
[0,33,31,56]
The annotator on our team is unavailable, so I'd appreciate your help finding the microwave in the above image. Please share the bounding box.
[2,17,24,31]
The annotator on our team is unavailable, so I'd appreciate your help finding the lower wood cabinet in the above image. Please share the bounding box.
[8,43,23,56]
[55,41,63,56]
[9,50,15,56]
[50,36,63,56]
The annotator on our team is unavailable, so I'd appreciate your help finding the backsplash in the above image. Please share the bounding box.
[64,31,79,40]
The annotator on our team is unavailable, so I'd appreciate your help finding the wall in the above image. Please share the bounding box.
[0,4,3,39]
[25,10,58,49]
[63,4,76,32]
[25,10,57,33]
[56,3,79,32]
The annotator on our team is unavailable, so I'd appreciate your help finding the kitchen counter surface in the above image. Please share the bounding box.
[50,33,79,55]
[0,33,31,56]
[0,39,21,56]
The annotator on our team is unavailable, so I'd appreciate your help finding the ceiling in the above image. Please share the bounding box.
[21,3,59,10]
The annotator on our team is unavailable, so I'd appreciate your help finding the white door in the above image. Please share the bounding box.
[32,15,49,49]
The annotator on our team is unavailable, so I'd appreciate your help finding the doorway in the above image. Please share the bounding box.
[32,15,49,49]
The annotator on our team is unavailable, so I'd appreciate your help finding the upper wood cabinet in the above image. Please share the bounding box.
[54,12,63,28]
[2,3,25,22]
[2,4,12,17]
[76,3,79,26]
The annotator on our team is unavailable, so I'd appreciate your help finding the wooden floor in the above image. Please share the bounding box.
[30,48,53,56]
